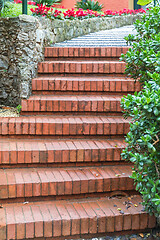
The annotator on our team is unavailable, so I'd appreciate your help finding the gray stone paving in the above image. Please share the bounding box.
[54,25,136,47]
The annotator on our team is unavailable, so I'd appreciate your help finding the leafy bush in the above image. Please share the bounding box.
[121,6,160,217]
[35,0,61,7]
[121,73,160,217]
[0,0,4,15]
[137,0,160,5]
[121,6,160,84]
[75,0,103,11]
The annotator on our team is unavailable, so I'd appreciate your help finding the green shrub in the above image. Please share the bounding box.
[35,0,61,7]
[120,6,160,84]
[121,6,160,217]
[75,0,103,11]
[121,73,160,217]
[0,0,4,15]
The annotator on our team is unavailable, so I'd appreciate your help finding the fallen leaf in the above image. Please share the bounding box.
[134,204,138,207]
[139,233,144,238]
[115,174,121,177]
[117,208,121,211]
[120,210,124,214]
[126,205,131,209]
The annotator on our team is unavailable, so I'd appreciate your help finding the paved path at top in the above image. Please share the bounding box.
[54,25,136,47]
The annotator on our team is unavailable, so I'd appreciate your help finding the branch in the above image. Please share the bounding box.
[155,162,160,179]
[153,134,159,146]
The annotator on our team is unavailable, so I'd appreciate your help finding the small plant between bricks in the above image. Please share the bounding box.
[16,104,22,113]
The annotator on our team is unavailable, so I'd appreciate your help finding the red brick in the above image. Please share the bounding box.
[72,202,89,234]
[14,206,25,239]
[47,204,62,237]
[31,205,44,238]
[22,205,34,238]
[97,200,115,232]
[90,201,106,233]
[39,204,52,237]
[81,202,97,234]
[56,203,71,236]
[6,207,16,239]
[65,204,80,235]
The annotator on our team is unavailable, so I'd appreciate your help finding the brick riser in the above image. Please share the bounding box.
[44,47,130,58]
[0,46,156,239]
[38,61,126,74]
[31,77,141,93]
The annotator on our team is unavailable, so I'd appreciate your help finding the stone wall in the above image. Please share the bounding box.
[0,14,141,107]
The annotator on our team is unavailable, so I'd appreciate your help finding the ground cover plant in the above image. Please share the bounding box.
[121,6,160,217]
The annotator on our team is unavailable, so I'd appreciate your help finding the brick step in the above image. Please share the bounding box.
[38,61,126,74]
[44,46,130,59]
[0,138,126,166]
[0,116,130,137]
[32,76,141,93]
[0,195,156,240]
[21,95,122,114]
[0,165,134,200]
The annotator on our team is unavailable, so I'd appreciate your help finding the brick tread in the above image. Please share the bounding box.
[44,46,130,58]
[32,76,141,93]
[0,116,130,136]
[0,195,156,240]
[0,138,126,164]
[38,61,126,74]
[0,165,134,199]
[21,95,122,113]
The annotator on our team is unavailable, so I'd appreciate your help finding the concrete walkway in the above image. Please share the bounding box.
[54,25,136,47]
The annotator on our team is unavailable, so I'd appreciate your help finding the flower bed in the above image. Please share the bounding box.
[13,0,146,19]
[30,5,146,19]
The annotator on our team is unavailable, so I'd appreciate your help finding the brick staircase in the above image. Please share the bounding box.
[0,47,156,240]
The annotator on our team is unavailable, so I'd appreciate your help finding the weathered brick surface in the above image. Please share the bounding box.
[22,95,122,113]
[0,116,130,136]
[32,77,141,95]
[38,61,126,74]
[0,196,156,240]
[0,165,134,199]
[44,47,130,58]
[0,139,126,165]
